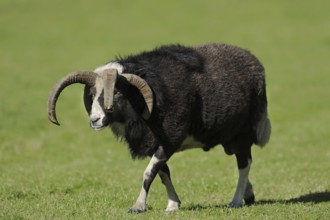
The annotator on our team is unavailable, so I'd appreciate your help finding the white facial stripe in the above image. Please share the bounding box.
[89,62,124,130]
[90,78,106,130]
[94,62,124,75]
[91,62,124,129]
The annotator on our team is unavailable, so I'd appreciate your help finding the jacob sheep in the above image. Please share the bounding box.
[47,43,271,212]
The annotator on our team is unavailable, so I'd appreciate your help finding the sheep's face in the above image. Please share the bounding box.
[47,69,153,127]
[84,77,125,131]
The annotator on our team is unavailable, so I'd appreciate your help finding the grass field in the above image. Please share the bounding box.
[1,0,329,219]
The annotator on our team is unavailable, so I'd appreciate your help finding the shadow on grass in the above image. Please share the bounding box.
[256,190,330,205]
[183,190,330,211]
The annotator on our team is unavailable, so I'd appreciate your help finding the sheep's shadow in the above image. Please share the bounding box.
[256,190,330,205]
[183,190,330,211]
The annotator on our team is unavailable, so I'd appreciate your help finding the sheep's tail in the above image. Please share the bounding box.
[253,75,271,147]
[254,109,271,147]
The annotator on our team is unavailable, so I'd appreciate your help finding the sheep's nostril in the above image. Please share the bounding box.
[91,117,101,123]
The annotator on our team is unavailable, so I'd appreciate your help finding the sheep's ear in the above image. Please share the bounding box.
[83,85,92,114]
[121,73,154,120]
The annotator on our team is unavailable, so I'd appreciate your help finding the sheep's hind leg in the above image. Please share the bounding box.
[128,146,171,213]
[230,148,253,208]
[244,179,255,206]
[158,164,181,211]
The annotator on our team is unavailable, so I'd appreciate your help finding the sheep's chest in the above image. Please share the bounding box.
[110,123,205,152]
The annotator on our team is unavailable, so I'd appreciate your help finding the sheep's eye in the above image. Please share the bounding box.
[114,89,123,99]
[90,88,96,98]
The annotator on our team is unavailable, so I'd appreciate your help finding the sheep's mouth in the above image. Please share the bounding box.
[89,116,111,131]
[90,123,107,131]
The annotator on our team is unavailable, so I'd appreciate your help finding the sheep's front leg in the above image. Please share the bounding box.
[158,164,181,211]
[129,146,170,213]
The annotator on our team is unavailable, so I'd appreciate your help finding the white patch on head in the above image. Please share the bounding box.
[90,77,106,130]
[89,62,124,131]
[94,62,124,75]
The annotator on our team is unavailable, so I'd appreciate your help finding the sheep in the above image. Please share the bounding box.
[47,43,271,213]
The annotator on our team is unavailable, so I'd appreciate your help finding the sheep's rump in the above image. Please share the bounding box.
[190,44,270,151]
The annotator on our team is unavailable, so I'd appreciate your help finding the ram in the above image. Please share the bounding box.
[47,43,271,213]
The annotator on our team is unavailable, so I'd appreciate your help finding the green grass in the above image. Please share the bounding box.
[1,0,329,219]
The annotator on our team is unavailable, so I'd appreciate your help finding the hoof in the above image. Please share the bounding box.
[244,195,255,206]
[128,204,146,213]
[128,208,146,213]
[229,200,243,208]
[165,200,181,212]
[165,205,180,212]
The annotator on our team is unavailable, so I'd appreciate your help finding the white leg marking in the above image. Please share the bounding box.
[130,186,147,213]
[159,170,181,211]
[230,159,252,207]
[129,155,160,213]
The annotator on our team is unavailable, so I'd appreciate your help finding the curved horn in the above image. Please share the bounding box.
[122,73,154,119]
[102,69,118,112]
[47,71,97,125]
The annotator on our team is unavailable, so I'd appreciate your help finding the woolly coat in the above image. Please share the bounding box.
[107,44,267,158]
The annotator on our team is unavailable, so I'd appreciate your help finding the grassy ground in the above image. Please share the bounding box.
[1,0,329,219]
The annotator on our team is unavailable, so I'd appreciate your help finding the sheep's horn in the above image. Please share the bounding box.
[47,71,97,125]
[122,73,154,119]
[102,69,118,112]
